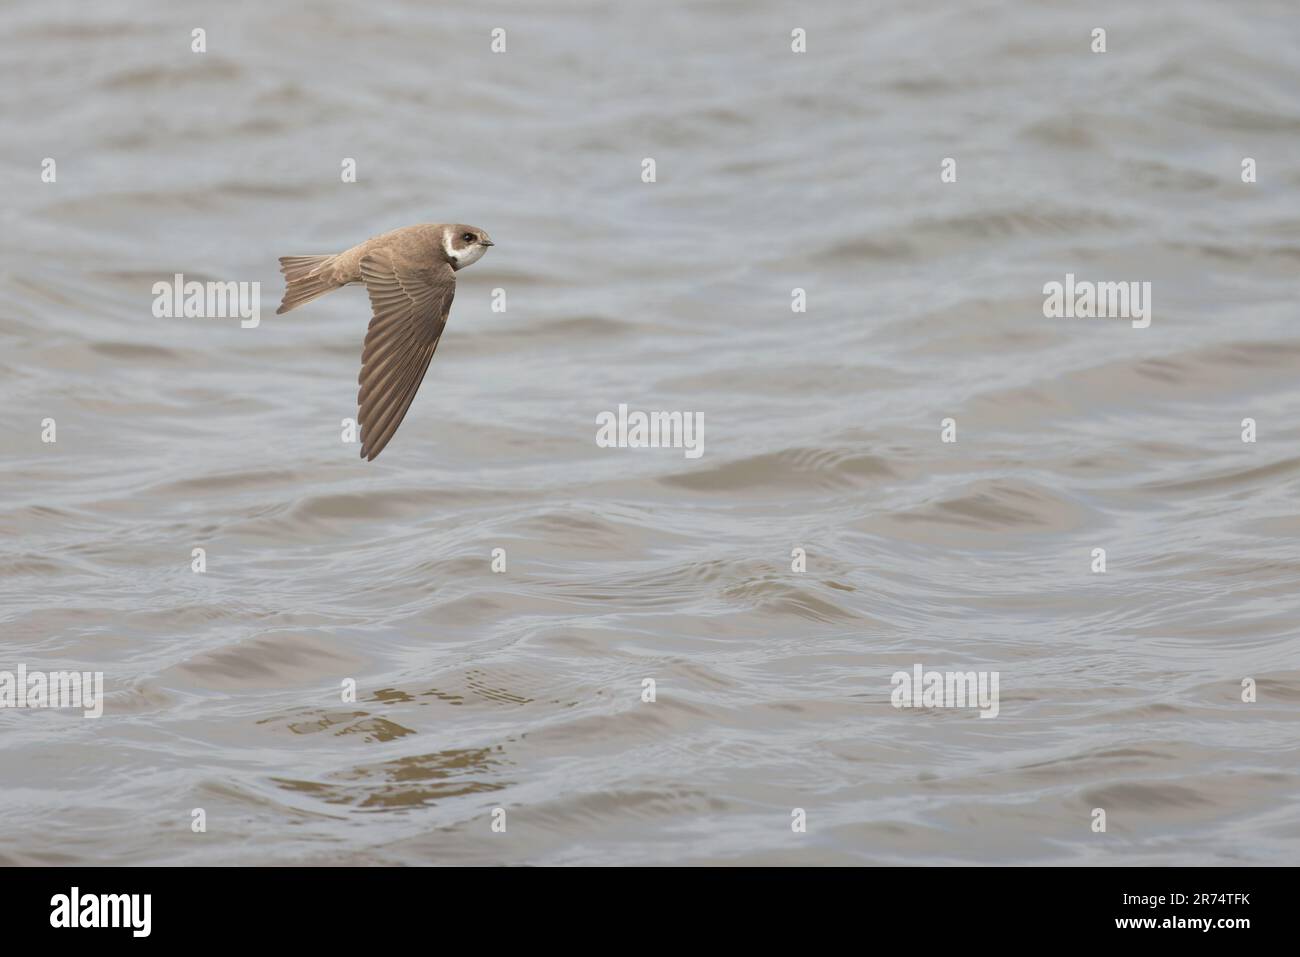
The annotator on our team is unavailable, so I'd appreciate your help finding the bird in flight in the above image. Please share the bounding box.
[276,223,494,460]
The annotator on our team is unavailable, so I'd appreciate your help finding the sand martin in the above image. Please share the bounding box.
[276,223,494,460]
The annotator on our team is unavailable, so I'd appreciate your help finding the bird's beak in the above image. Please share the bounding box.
[479,238,495,247]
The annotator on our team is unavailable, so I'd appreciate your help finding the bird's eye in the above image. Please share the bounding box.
[462,233,475,242]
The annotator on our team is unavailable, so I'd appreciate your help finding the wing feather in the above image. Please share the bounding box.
[355,250,455,460]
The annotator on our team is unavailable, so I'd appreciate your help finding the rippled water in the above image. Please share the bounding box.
[2,0,1299,865]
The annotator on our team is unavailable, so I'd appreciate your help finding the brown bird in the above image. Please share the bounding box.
[277,223,494,460]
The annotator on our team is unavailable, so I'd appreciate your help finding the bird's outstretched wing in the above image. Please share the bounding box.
[356,249,456,460]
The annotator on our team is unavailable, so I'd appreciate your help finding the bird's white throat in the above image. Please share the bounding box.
[444,234,487,270]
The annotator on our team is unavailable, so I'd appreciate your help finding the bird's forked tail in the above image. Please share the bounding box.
[276,255,340,314]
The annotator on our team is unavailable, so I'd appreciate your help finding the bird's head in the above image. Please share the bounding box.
[441,224,494,270]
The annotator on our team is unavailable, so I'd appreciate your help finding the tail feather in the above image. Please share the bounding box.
[277,255,339,314]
